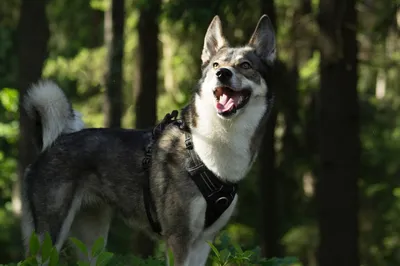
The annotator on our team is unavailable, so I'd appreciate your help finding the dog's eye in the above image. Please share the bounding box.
[213,62,219,69]
[240,62,252,69]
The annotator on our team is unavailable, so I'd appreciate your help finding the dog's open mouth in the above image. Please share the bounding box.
[214,86,251,117]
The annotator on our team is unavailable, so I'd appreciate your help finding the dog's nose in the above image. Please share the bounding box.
[216,68,233,82]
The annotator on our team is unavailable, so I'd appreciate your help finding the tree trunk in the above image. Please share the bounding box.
[259,109,281,257]
[134,0,161,129]
[317,0,360,265]
[15,0,50,214]
[258,0,283,258]
[104,0,125,128]
[132,0,161,257]
[279,0,313,243]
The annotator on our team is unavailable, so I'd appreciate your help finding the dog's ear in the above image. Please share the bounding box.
[201,15,228,65]
[248,15,276,65]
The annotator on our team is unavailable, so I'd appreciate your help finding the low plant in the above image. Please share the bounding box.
[0,232,299,266]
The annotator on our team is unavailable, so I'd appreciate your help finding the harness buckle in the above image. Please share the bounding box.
[185,138,193,150]
[142,157,151,170]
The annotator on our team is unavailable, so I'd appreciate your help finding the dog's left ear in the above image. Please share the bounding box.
[248,15,276,65]
[201,15,228,65]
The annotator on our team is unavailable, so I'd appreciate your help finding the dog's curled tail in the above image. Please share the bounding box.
[24,80,85,151]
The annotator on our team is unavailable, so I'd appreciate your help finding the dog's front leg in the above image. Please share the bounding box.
[165,234,191,266]
[186,238,213,266]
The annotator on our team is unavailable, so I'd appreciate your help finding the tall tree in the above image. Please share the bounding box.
[132,0,161,257]
[15,0,50,213]
[104,0,125,128]
[258,0,283,258]
[134,0,161,129]
[317,0,360,265]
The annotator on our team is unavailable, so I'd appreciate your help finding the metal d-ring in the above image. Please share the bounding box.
[215,196,229,206]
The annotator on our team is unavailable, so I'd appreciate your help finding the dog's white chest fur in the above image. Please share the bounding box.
[192,94,267,183]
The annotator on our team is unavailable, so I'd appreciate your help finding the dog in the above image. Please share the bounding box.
[21,14,276,266]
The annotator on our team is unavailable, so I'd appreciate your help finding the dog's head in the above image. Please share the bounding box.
[197,15,276,120]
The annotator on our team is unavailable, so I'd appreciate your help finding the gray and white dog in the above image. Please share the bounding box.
[21,14,276,266]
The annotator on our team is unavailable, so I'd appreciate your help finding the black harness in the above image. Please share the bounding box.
[142,94,275,235]
[184,132,238,229]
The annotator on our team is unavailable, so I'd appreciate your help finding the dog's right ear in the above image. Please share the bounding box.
[248,15,276,65]
[201,15,228,65]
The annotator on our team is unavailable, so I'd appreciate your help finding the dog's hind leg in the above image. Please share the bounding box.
[69,205,113,265]
[21,195,36,255]
[30,183,82,255]
[21,168,36,255]
[52,190,83,252]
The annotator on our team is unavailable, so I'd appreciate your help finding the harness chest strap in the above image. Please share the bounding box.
[184,132,238,229]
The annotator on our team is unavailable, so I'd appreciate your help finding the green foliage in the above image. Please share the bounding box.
[69,238,89,257]
[23,233,60,266]
[1,233,296,266]
[208,232,300,266]
[17,234,113,266]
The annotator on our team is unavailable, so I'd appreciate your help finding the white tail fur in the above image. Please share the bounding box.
[24,80,85,151]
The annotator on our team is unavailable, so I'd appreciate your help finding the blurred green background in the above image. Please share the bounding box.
[0,0,399,265]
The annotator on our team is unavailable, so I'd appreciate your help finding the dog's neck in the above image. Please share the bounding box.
[182,94,267,183]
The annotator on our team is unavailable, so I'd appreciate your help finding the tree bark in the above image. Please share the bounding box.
[134,0,161,129]
[132,0,161,257]
[317,0,360,265]
[259,109,281,257]
[258,0,283,258]
[15,0,50,214]
[104,0,125,128]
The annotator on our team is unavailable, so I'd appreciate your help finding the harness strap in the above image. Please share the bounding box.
[143,179,162,234]
[185,133,238,228]
[142,111,180,235]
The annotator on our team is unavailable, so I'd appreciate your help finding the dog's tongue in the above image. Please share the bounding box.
[216,93,236,112]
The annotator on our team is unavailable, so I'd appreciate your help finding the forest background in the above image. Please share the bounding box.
[0,0,399,265]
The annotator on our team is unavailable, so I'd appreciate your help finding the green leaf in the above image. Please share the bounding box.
[77,262,90,266]
[19,257,39,266]
[48,248,59,266]
[95,251,114,266]
[41,232,53,262]
[168,248,175,266]
[29,233,40,256]
[207,241,220,259]
[219,249,231,263]
[0,88,18,113]
[90,0,110,11]
[69,237,88,256]
[91,237,105,257]
[233,243,243,254]
[243,250,254,259]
